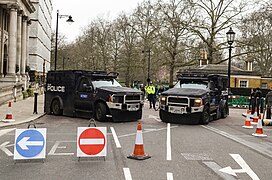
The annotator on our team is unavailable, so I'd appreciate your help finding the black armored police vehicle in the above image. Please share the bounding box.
[45,70,144,122]
[159,73,228,124]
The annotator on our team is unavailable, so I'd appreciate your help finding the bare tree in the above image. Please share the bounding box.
[130,0,160,83]
[156,0,194,85]
[188,0,249,64]
[109,21,122,72]
[116,14,139,86]
[237,3,272,76]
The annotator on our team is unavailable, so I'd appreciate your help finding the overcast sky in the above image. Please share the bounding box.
[52,0,145,42]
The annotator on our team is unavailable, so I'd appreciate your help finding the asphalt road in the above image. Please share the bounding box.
[0,106,272,180]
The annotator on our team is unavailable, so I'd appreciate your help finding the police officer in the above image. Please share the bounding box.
[145,81,156,109]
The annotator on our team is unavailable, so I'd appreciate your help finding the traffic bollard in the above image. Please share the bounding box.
[33,92,38,114]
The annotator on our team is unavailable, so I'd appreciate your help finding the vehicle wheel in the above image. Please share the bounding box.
[221,105,228,118]
[200,106,210,125]
[51,99,63,115]
[159,110,164,122]
[213,107,221,120]
[136,109,143,120]
[159,110,168,122]
[95,103,108,122]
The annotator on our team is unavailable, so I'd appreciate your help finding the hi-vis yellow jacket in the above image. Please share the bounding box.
[145,85,155,95]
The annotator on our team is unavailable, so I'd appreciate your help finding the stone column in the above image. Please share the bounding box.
[25,19,31,88]
[7,7,17,82]
[21,16,27,78]
[16,11,22,81]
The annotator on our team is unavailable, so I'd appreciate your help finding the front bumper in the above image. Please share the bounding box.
[160,104,204,114]
[160,109,202,124]
[106,102,143,111]
[110,108,142,122]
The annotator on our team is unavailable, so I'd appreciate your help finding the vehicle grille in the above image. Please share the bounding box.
[168,97,188,104]
[125,95,141,104]
[167,96,189,106]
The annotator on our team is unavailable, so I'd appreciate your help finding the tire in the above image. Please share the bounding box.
[221,105,228,118]
[159,110,165,122]
[159,110,169,123]
[51,99,63,115]
[213,107,221,120]
[136,109,143,120]
[95,103,108,122]
[200,106,210,125]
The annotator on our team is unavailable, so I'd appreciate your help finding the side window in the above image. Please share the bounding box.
[78,78,90,92]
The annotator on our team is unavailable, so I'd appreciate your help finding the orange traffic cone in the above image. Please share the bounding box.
[242,114,253,129]
[127,122,151,160]
[252,116,267,137]
[242,109,251,117]
[245,109,250,115]
[2,101,15,122]
[251,107,258,125]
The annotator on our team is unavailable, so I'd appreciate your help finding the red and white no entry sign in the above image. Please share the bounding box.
[77,127,107,157]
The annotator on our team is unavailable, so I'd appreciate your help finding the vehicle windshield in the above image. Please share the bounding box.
[174,81,208,90]
[92,79,122,88]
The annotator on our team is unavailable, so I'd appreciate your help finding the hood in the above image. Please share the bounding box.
[162,88,208,97]
[97,86,143,94]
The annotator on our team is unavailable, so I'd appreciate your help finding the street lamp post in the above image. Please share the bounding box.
[142,49,151,83]
[226,27,235,90]
[226,27,235,114]
[54,10,74,71]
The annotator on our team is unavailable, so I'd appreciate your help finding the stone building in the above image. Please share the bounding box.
[0,0,52,104]
[28,0,52,82]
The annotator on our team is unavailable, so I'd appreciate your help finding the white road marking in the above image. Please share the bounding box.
[167,123,171,161]
[110,127,121,148]
[0,141,13,156]
[201,125,272,158]
[48,141,74,156]
[148,115,161,122]
[0,128,15,137]
[203,162,236,180]
[123,168,132,180]
[167,172,173,180]
[220,154,260,180]
[181,153,212,161]
[118,126,178,138]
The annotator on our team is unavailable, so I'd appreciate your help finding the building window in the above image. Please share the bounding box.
[261,83,268,89]
[239,80,248,88]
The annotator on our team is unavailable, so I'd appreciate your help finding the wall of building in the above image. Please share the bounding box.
[29,0,52,74]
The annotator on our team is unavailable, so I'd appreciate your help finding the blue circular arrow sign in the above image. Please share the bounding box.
[15,129,45,158]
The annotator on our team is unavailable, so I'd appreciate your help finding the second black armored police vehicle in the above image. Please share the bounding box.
[45,70,144,122]
[159,73,228,124]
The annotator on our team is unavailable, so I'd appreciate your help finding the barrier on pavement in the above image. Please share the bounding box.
[228,95,251,108]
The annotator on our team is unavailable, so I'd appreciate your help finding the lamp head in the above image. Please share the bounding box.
[66,16,74,25]
[226,27,235,46]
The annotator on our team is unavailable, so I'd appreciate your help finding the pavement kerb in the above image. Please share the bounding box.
[0,112,47,129]
[0,93,46,129]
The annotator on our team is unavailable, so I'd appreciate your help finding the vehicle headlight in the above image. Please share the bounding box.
[112,95,124,103]
[194,98,203,107]
[160,96,167,105]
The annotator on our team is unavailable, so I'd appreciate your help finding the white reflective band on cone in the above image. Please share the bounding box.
[135,130,143,144]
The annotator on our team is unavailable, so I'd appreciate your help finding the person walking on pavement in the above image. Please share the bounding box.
[145,81,156,109]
